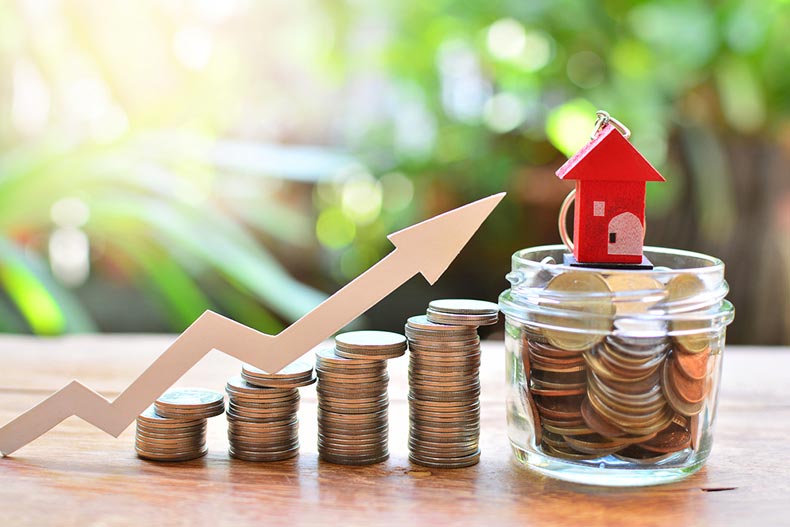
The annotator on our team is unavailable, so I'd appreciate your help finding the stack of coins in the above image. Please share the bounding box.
[226,360,314,462]
[406,299,499,469]
[316,331,406,465]
[135,388,225,462]
[524,339,589,459]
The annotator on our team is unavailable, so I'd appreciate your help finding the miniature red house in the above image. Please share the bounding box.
[556,123,665,264]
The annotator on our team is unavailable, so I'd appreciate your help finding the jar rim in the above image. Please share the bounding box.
[512,245,725,276]
[500,245,734,334]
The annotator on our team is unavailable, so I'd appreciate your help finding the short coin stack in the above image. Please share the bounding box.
[316,331,406,465]
[226,360,315,462]
[406,299,499,468]
[135,388,225,462]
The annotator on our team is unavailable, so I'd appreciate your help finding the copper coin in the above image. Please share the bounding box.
[531,368,587,386]
[639,422,691,453]
[533,394,584,420]
[580,396,626,438]
[562,433,630,456]
[528,341,586,360]
[672,348,710,382]
[615,444,678,464]
[529,385,586,398]
[668,359,708,404]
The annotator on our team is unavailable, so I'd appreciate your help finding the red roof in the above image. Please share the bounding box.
[555,123,665,182]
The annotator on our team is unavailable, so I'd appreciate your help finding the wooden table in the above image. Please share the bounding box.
[0,337,787,526]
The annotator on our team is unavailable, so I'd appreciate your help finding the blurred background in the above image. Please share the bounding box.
[0,0,788,344]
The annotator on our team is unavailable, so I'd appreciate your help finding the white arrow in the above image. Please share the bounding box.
[0,192,505,455]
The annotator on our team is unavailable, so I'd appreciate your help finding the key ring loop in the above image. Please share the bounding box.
[590,110,631,140]
[558,188,575,253]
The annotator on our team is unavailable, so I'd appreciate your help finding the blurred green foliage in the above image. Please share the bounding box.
[0,0,788,343]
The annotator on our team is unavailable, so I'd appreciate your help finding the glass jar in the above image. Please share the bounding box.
[499,245,734,486]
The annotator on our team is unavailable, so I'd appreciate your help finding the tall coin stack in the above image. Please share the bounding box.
[406,299,499,469]
[316,331,406,465]
[226,360,315,462]
[135,388,225,462]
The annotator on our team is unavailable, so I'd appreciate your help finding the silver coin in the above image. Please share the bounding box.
[335,330,406,351]
[335,348,405,361]
[242,359,314,380]
[315,346,383,366]
[426,309,499,327]
[241,371,316,389]
[137,405,205,427]
[405,315,475,332]
[428,299,499,316]
[226,375,300,397]
[137,447,208,462]
[319,452,389,466]
[229,445,300,462]
[408,337,481,348]
[409,450,480,469]
[155,388,224,409]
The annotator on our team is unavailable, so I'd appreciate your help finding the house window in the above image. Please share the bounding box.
[593,201,605,217]
[609,232,617,243]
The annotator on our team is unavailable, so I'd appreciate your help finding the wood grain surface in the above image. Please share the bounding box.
[0,336,787,526]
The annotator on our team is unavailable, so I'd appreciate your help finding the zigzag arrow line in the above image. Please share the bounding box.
[0,192,505,456]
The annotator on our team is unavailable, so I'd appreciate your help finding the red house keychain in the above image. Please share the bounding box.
[555,111,665,269]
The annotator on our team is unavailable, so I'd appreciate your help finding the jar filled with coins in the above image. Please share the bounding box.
[499,245,734,486]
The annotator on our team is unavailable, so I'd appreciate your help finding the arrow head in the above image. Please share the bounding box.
[387,192,506,285]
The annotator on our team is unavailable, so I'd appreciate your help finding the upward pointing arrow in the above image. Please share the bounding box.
[0,192,506,456]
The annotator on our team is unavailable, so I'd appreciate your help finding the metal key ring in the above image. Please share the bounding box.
[590,110,631,140]
[558,189,576,253]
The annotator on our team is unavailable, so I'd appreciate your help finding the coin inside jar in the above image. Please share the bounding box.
[604,273,666,315]
[539,271,614,351]
[666,274,711,353]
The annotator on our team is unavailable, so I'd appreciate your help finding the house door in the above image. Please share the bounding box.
[607,212,643,256]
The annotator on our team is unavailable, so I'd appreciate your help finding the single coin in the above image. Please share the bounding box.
[540,271,613,351]
[226,375,300,398]
[668,359,708,404]
[639,422,691,454]
[615,445,679,464]
[153,405,224,420]
[428,299,499,316]
[541,442,590,461]
[336,348,404,361]
[580,396,626,437]
[405,315,472,333]
[425,309,499,327]
[666,275,710,353]
[244,359,314,380]
[155,388,224,410]
[542,422,594,436]
[335,330,407,351]
[662,360,705,416]
[137,405,206,427]
[320,452,390,466]
[604,273,666,315]
[562,433,630,456]
[672,347,710,381]
[136,446,208,462]
[315,346,383,366]
[229,445,300,462]
[409,450,481,469]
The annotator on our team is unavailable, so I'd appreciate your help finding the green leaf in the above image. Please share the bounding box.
[0,239,96,334]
